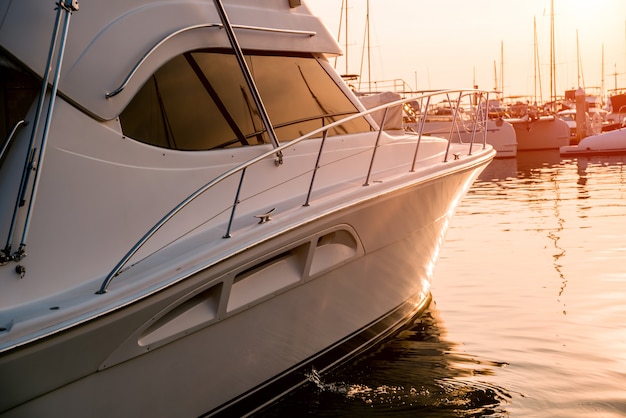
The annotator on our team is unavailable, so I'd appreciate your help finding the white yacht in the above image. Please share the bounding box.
[560,127,626,156]
[0,0,495,416]
[414,111,517,158]
[505,115,571,150]
[364,92,517,158]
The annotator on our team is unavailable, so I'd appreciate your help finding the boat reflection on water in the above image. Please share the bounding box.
[261,304,511,417]
[475,150,565,183]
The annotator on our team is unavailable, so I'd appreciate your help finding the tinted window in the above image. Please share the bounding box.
[120,50,370,150]
[0,52,39,150]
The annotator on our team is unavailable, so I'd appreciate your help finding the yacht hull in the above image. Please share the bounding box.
[0,160,487,417]
[507,116,570,150]
[560,127,626,156]
[419,119,517,158]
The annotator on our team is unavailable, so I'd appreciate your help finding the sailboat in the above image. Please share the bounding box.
[503,1,570,150]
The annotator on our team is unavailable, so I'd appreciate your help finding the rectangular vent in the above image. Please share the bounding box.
[309,229,359,276]
[139,283,223,347]
[227,244,308,312]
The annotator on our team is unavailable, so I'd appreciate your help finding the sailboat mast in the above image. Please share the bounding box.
[345,0,349,76]
[366,0,371,92]
[576,29,580,87]
[601,44,605,101]
[357,0,371,92]
[576,29,585,89]
[550,0,556,106]
[534,16,543,104]
[334,0,348,74]
[493,60,498,92]
[501,40,504,98]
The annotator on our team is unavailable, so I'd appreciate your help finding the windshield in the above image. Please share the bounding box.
[0,50,40,154]
[119,50,371,151]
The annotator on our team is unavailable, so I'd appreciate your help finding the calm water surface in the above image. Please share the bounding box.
[263,150,626,417]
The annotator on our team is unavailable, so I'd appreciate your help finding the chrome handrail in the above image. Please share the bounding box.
[0,120,27,163]
[96,89,490,294]
[105,23,315,99]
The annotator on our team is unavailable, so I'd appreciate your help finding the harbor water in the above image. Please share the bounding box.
[262,150,626,417]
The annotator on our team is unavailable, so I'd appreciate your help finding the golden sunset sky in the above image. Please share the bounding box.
[308,0,626,100]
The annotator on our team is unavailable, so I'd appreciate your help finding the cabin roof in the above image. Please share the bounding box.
[0,0,342,120]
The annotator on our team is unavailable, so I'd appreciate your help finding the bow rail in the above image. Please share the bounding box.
[96,88,490,294]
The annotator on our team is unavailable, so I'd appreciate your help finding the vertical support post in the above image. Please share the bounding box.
[304,130,328,207]
[3,0,78,263]
[468,91,483,156]
[444,91,464,162]
[4,5,63,259]
[482,92,489,149]
[364,107,388,186]
[575,87,586,142]
[18,1,78,259]
[223,168,247,239]
[411,95,430,172]
[213,0,282,164]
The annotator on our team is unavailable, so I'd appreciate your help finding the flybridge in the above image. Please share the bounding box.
[0,0,342,121]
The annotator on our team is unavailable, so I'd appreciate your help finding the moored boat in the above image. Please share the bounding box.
[506,115,570,151]
[560,127,626,156]
[378,92,517,158]
[416,114,517,158]
[0,0,494,416]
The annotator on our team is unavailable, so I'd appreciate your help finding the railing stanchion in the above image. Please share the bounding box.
[411,95,430,172]
[304,129,328,207]
[468,92,481,156]
[223,168,246,239]
[444,91,464,162]
[364,107,388,186]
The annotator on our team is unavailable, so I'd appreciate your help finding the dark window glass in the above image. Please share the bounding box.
[0,52,40,151]
[120,50,371,151]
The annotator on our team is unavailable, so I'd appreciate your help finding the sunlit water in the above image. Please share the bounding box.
[262,150,626,417]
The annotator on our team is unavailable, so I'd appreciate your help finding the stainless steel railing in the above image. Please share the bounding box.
[0,120,27,164]
[2,0,79,265]
[105,24,315,99]
[96,89,490,294]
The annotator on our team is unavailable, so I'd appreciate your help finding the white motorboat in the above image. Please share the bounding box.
[362,93,517,158]
[0,0,494,416]
[416,114,517,158]
[556,109,578,138]
[560,127,626,156]
[505,115,571,151]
